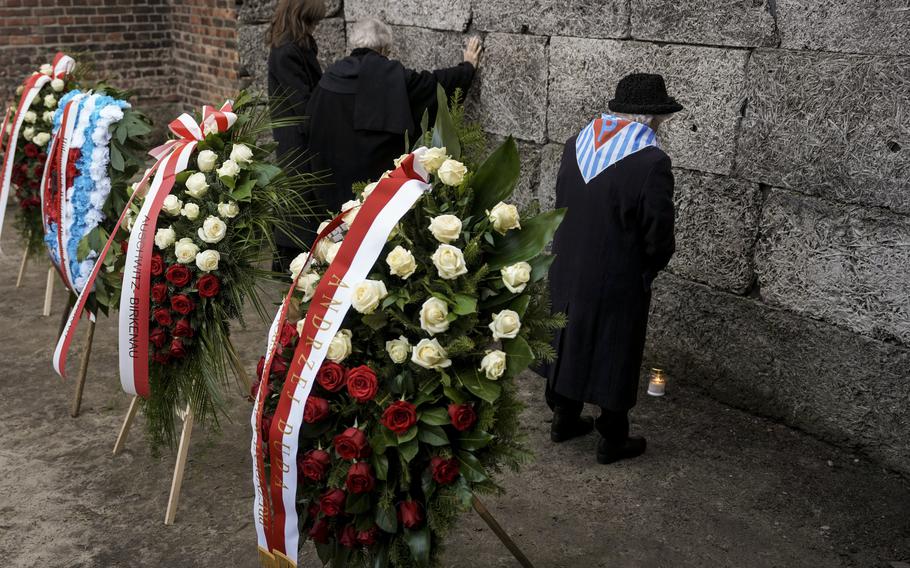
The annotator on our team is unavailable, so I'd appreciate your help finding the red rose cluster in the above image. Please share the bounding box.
[147,251,221,366]
[10,144,48,212]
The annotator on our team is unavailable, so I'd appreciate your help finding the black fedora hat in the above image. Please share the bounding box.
[608,73,683,115]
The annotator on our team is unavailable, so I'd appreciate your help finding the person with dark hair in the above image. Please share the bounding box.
[305,19,482,215]
[541,73,682,465]
[266,0,327,270]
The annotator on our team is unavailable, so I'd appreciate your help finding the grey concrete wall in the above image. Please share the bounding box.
[236,0,910,473]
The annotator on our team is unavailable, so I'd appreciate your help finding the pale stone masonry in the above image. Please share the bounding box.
[236,0,910,473]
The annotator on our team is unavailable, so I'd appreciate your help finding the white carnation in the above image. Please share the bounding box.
[51,78,65,92]
[43,94,57,109]
[33,132,50,146]
[22,127,35,141]
[39,64,53,76]
[23,111,36,124]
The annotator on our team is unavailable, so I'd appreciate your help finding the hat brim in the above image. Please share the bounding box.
[608,99,684,115]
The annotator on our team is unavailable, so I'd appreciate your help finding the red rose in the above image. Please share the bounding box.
[170,294,194,315]
[120,240,129,254]
[169,338,187,359]
[21,197,39,210]
[153,307,172,327]
[381,400,417,435]
[448,403,477,432]
[256,356,266,379]
[345,462,375,494]
[308,519,331,544]
[298,449,332,482]
[196,273,220,298]
[151,283,168,304]
[28,180,39,190]
[66,161,78,180]
[332,427,370,460]
[339,524,357,549]
[319,488,346,517]
[18,163,28,174]
[173,318,194,338]
[397,500,424,529]
[271,356,289,377]
[278,321,298,348]
[23,143,38,158]
[430,456,460,485]
[345,365,378,403]
[249,377,262,401]
[150,254,164,276]
[166,264,191,287]
[151,352,170,365]
[316,361,346,393]
[356,527,379,547]
[307,502,320,521]
[303,396,329,424]
[33,164,42,177]
[38,152,46,163]
[149,327,168,349]
[260,412,273,442]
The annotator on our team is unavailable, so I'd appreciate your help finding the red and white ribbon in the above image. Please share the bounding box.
[0,52,75,253]
[251,149,430,565]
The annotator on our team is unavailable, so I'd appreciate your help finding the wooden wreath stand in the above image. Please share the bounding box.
[112,339,251,525]
[14,237,56,317]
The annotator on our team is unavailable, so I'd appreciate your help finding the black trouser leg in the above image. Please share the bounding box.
[545,381,584,417]
[595,408,630,445]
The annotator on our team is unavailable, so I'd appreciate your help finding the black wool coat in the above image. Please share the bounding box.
[541,142,676,411]
[268,37,323,247]
[306,48,475,215]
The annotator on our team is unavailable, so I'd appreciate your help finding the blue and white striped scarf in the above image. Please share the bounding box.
[575,114,659,184]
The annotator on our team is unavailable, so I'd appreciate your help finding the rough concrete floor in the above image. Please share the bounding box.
[1,234,909,568]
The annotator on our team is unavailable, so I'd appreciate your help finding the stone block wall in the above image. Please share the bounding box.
[237,0,910,474]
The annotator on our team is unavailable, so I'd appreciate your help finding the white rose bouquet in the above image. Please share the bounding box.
[253,88,567,567]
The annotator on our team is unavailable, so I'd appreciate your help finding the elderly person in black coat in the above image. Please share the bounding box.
[542,73,681,464]
[306,19,482,214]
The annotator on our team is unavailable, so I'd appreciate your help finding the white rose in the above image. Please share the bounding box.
[431,244,468,280]
[479,350,507,380]
[411,338,452,370]
[419,147,448,173]
[289,252,308,279]
[217,201,239,218]
[501,261,532,293]
[195,249,221,272]
[351,279,388,314]
[393,153,410,168]
[23,111,36,124]
[39,64,53,76]
[386,336,411,364]
[42,111,54,123]
[489,202,521,235]
[428,214,462,244]
[341,199,360,225]
[314,220,334,262]
[419,297,450,335]
[180,202,200,220]
[174,237,199,264]
[229,143,254,165]
[295,272,320,302]
[32,132,50,146]
[362,181,378,200]
[51,78,65,92]
[197,215,227,244]
[22,127,34,141]
[489,309,521,340]
[385,245,416,279]
[197,149,217,172]
[216,159,241,178]
[184,172,209,198]
[380,170,392,180]
[43,94,57,108]
[154,226,176,249]
[162,194,183,216]
[326,329,352,363]
[324,241,342,265]
[437,159,467,186]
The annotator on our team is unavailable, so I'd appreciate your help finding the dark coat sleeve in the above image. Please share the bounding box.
[403,62,476,126]
[269,44,321,118]
[639,154,676,284]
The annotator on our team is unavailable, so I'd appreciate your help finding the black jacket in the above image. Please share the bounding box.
[306,48,475,215]
[542,142,676,411]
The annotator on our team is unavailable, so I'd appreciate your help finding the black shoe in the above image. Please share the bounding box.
[596,436,647,464]
[550,415,595,443]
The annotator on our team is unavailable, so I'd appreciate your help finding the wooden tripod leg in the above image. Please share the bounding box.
[164,404,194,525]
[70,319,96,418]
[113,396,141,456]
[42,265,55,316]
[15,246,29,288]
[472,495,535,568]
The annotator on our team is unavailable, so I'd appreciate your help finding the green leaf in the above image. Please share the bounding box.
[443,385,467,404]
[470,137,520,218]
[372,453,389,481]
[421,467,436,499]
[397,425,418,444]
[110,146,125,172]
[510,294,530,318]
[530,253,556,282]
[504,336,535,378]
[456,450,489,482]
[375,504,398,533]
[452,293,477,316]
[431,85,460,158]
[345,492,372,514]
[174,170,192,185]
[231,176,256,202]
[362,310,387,331]
[373,543,390,568]
[220,174,236,190]
[399,437,419,462]
[419,406,450,426]
[76,234,92,262]
[459,430,494,451]
[417,424,449,446]
[371,428,397,453]
[457,368,501,404]
[315,541,335,564]
[115,123,128,145]
[252,162,282,187]
[454,477,474,509]
[487,209,566,270]
[405,526,431,567]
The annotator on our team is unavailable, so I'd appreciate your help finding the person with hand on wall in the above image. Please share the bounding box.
[266,0,327,271]
[305,18,482,214]
[540,73,681,465]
